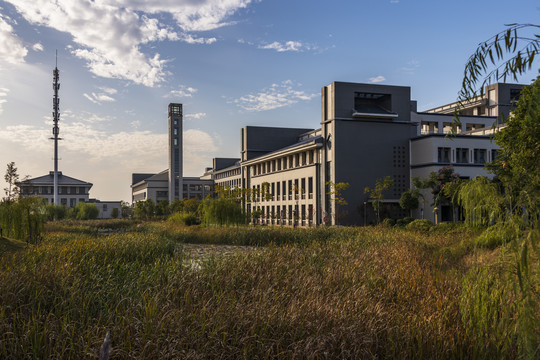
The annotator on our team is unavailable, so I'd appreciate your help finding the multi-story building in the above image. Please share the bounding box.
[133,82,523,225]
[17,171,92,207]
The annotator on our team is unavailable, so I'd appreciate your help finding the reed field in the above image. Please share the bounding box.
[0,221,538,359]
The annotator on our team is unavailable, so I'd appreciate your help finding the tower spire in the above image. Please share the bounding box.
[51,51,61,205]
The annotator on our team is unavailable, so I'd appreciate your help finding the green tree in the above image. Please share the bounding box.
[491,76,540,223]
[399,189,419,218]
[110,207,119,219]
[364,176,393,224]
[4,162,19,202]
[326,181,350,225]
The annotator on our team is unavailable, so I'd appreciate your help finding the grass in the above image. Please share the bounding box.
[0,236,27,253]
[0,221,537,359]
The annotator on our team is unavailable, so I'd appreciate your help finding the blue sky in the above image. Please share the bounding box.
[0,0,538,202]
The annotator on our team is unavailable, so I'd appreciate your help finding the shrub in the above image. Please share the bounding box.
[110,207,119,219]
[474,224,518,249]
[69,202,99,220]
[406,219,433,232]
[168,212,200,226]
[396,217,414,227]
[44,203,67,221]
[381,218,395,227]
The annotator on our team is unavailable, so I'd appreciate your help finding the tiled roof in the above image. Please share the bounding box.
[16,171,93,187]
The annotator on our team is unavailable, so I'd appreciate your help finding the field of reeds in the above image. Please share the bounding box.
[0,221,538,359]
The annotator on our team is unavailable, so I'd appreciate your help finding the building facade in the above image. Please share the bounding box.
[17,171,92,207]
[133,82,523,225]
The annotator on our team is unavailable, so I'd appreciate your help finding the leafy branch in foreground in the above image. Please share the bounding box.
[459,23,539,102]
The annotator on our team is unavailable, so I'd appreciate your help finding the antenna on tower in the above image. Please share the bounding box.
[50,51,62,205]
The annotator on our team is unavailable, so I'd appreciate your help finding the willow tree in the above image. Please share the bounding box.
[458,176,504,227]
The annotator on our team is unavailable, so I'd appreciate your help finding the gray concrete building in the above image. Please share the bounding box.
[132,82,523,225]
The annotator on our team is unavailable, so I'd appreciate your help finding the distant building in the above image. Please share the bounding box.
[87,199,122,219]
[17,171,92,207]
[132,82,524,226]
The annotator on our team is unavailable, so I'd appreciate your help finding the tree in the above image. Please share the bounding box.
[326,181,350,225]
[399,189,419,218]
[459,24,539,103]
[490,76,540,223]
[4,162,19,202]
[110,207,119,219]
[364,176,393,224]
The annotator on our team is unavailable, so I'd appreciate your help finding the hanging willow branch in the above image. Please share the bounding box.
[459,23,540,102]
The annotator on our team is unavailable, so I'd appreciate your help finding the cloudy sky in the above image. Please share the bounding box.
[0,0,538,202]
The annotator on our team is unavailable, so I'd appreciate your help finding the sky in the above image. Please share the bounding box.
[0,0,538,203]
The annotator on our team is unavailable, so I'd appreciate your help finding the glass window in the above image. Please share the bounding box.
[438,147,450,163]
[456,148,468,163]
[474,149,487,164]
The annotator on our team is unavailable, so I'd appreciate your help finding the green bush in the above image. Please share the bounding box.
[168,212,200,226]
[69,202,99,220]
[44,203,67,221]
[381,218,395,227]
[396,217,414,227]
[406,219,433,232]
[474,224,518,249]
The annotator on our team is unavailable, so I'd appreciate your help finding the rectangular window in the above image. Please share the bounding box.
[438,147,450,163]
[276,181,280,200]
[282,181,286,200]
[421,121,438,134]
[456,148,468,163]
[174,128,178,135]
[288,180,292,200]
[491,149,499,161]
[474,149,487,164]
[301,178,306,199]
[308,177,313,199]
[294,179,299,199]
[174,138,178,146]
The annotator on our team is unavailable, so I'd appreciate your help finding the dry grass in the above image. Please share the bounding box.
[0,222,536,359]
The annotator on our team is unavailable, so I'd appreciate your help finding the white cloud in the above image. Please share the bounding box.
[0,13,28,65]
[232,80,317,112]
[5,0,252,86]
[32,43,44,51]
[258,41,310,52]
[0,87,9,115]
[0,119,218,177]
[98,86,118,95]
[185,112,207,120]
[368,75,386,83]
[402,60,420,74]
[166,86,198,98]
[83,92,116,105]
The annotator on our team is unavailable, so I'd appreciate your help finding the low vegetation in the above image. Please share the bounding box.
[0,221,538,359]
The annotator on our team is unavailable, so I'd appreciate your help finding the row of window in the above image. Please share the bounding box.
[216,178,241,189]
[437,147,497,164]
[21,186,88,195]
[252,204,315,221]
[421,121,486,135]
[251,150,317,177]
[251,177,314,202]
[215,168,241,180]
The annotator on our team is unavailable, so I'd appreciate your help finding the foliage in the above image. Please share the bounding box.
[3,162,19,202]
[134,199,155,220]
[405,219,433,232]
[399,188,419,217]
[491,76,540,224]
[474,223,519,249]
[121,201,133,218]
[396,217,414,227]
[0,223,537,358]
[364,176,393,223]
[155,200,170,217]
[459,24,539,104]
[69,202,99,220]
[381,218,395,227]
[326,181,350,225]
[44,203,67,221]
[458,176,504,226]
[110,207,119,219]
[168,211,199,226]
[0,196,44,242]
[200,196,247,226]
